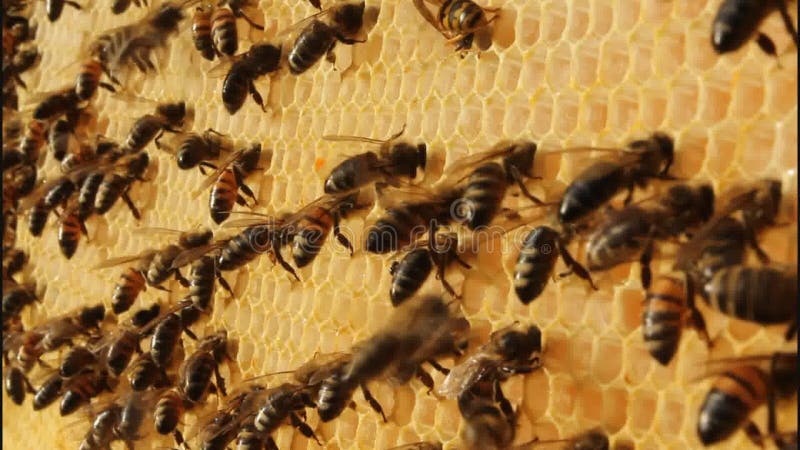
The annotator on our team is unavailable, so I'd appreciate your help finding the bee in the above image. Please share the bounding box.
[412,0,499,53]
[116,391,161,445]
[110,0,146,13]
[1,282,37,319]
[513,225,596,305]
[90,1,189,78]
[58,197,90,259]
[161,128,233,173]
[48,120,79,162]
[45,0,83,22]
[704,264,798,339]
[283,1,366,75]
[321,125,427,194]
[79,403,119,450]
[642,276,712,366]
[697,352,798,446]
[110,257,153,315]
[150,307,198,369]
[6,162,37,199]
[60,345,101,378]
[253,383,321,443]
[389,443,443,450]
[154,387,188,445]
[94,151,150,219]
[179,330,230,403]
[209,42,282,114]
[190,384,269,450]
[18,118,47,164]
[3,363,34,405]
[191,143,262,224]
[74,58,118,101]
[193,4,216,61]
[128,351,170,391]
[212,6,238,56]
[3,46,40,90]
[457,382,517,450]
[530,429,622,450]
[711,0,799,58]
[129,302,161,328]
[59,367,113,415]
[291,351,353,419]
[438,323,541,405]
[586,183,715,289]
[558,132,675,225]
[389,231,472,305]
[2,247,27,282]
[31,86,83,121]
[179,253,234,313]
[32,371,64,410]
[123,101,190,153]
[76,171,106,222]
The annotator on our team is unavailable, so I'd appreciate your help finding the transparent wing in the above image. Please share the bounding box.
[168,242,226,270]
[92,250,157,270]
[191,147,247,197]
[435,354,495,398]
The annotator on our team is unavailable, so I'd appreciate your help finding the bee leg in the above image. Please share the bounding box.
[121,190,141,220]
[436,262,459,299]
[334,32,367,45]
[65,0,82,9]
[508,166,546,205]
[743,421,765,447]
[23,374,35,394]
[174,269,191,287]
[247,81,267,112]
[453,253,471,269]
[639,238,654,290]
[325,48,337,66]
[289,411,322,444]
[784,321,797,341]
[173,429,187,449]
[685,276,712,348]
[333,219,354,256]
[152,285,171,292]
[216,273,235,298]
[238,182,257,205]
[492,379,514,419]
[557,243,597,290]
[182,326,198,341]
[623,180,636,205]
[98,82,116,93]
[744,223,770,263]
[360,383,387,422]
[12,74,27,90]
[415,367,436,394]
[426,359,450,375]
[775,0,800,48]
[238,11,264,31]
[272,240,301,281]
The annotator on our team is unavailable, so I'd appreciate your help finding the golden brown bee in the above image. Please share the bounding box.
[57,198,89,259]
[180,253,234,313]
[79,402,120,450]
[193,4,215,61]
[46,0,82,22]
[59,367,112,416]
[322,126,427,195]
[18,118,47,164]
[389,231,471,305]
[161,128,233,173]
[642,276,712,366]
[93,153,148,220]
[179,330,230,403]
[412,0,499,52]
[124,101,189,152]
[3,363,34,405]
[31,86,83,121]
[154,387,188,445]
[284,1,366,75]
[457,381,516,450]
[191,143,262,224]
[211,6,238,56]
[3,46,39,90]
[209,41,281,114]
[711,0,798,58]
[150,307,197,369]
[75,58,118,101]
[191,384,269,450]
[558,132,675,225]
[59,345,100,378]
[127,351,168,391]
[586,183,715,288]
[438,323,541,401]
[110,261,151,315]
[697,352,798,446]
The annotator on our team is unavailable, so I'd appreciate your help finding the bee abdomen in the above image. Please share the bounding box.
[44,181,75,209]
[151,314,182,367]
[75,60,101,100]
[94,174,128,215]
[155,390,183,434]
[78,172,105,221]
[125,116,161,151]
[33,375,63,410]
[130,354,159,391]
[60,346,96,378]
[193,7,215,60]
[705,266,797,324]
[219,226,266,270]
[58,214,81,259]
[212,8,238,56]
[147,245,181,285]
[316,376,354,422]
[390,249,433,306]
[5,366,26,404]
[513,227,560,304]
[324,155,375,194]
[210,170,237,224]
[698,384,755,445]
[366,207,417,254]
[288,21,335,75]
[292,225,329,268]
[462,163,506,229]
[28,200,51,236]
[183,354,214,402]
[558,162,626,224]
[441,0,485,32]
[112,268,147,314]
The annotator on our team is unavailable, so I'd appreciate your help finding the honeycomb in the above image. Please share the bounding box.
[2,0,797,447]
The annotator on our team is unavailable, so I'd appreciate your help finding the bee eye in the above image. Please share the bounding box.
[177,152,195,169]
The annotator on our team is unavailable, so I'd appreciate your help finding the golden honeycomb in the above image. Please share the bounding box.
[2,0,797,447]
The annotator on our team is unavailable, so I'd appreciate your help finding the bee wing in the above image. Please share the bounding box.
[136,298,194,335]
[436,142,522,185]
[92,251,157,270]
[207,56,237,79]
[132,227,185,236]
[168,242,226,270]
[435,354,495,398]
[191,147,248,198]
[276,7,333,39]
[687,355,776,383]
[374,182,443,210]
[300,353,353,386]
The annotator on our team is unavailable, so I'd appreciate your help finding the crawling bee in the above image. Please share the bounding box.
[46,0,82,22]
[60,344,101,378]
[32,371,65,410]
[412,0,499,52]
[179,330,230,403]
[150,307,197,369]
[59,367,113,415]
[3,363,34,405]
[123,101,190,153]
[220,0,265,29]
[192,4,216,60]
[160,128,233,173]
[74,58,118,101]
[558,132,675,225]
[187,383,269,450]
[283,1,366,75]
[209,41,282,114]
[2,248,26,281]
[128,302,161,328]
[18,119,47,164]
[438,323,541,403]
[586,183,715,288]
[78,402,120,450]
[1,282,37,320]
[57,197,89,259]
[94,151,150,219]
[2,46,39,90]
[291,351,356,423]
[711,0,799,59]
[322,125,427,194]
[191,143,262,224]
[513,225,596,305]
[30,86,84,121]
[697,352,798,446]
[127,351,169,391]
[253,383,321,443]
[457,381,517,450]
[211,6,238,56]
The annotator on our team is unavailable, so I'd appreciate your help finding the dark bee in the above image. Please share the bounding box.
[19,119,47,163]
[586,183,715,288]
[46,0,82,22]
[558,132,675,225]
[59,368,112,416]
[211,6,238,56]
[76,171,106,222]
[1,282,37,318]
[128,351,169,391]
[32,87,83,121]
[111,0,147,14]
[253,383,321,443]
[3,46,40,90]
[94,151,150,219]
[192,143,261,224]
[389,231,471,305]
[48,120,78,162]
[438,323,541,403]
[412,0,499,52]
[457,382,517,450]
[322,126,427,194]
[711,0,799,58]
[180,254,233,313]
[60,345,99,378]
[211,42,282,114]
[58,198,89,259]
[154,387,187,444]
[163,128,233,173]
[2,248,26,281]
[291,351,353,423]
[129,302,161,328]
[704,265,797,339]
[150,308,197,369]
[116,390,161,446]
[4,364,34,405]
[697,352,798,446]
[124,101,189,152]
[79,404,119,450]
[179,330,230,403]
[32,372,64,410]
[192,384,269,450]
[285,1,366,75]
[193,4,216,61]
[513,226,596,304]
[75,58,117,100]
[642,276,712,366]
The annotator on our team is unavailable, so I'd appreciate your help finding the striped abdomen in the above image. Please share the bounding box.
[697,366,768,445]
[147,245,181,285]
[323,152,378,194]
[129,352,159,391]
[288,20,336,75]
[77,172,105,221]
[211,7,238,56]
[586,210,651,271]
[711,0,772,53]
[187,256,215,311]
[292,209,333,268]
[106,330,138,375]
[316,374,355,422]
[125,115,162,152]
[28,199,51,236]
[438,0,488,33]
[151,314,183,367]
[4,366,27,405]
[704,265,797,324]
[193,6,215,60]
[60,372,105,415]
[94,173,128,214]
[210,169,237,224]
[60,346,97,378]
[558,161,626,224]
[390,249,433,306]
[642,276,686,366]
[43,179,75,210]
[461,162,507,229]
[218,226,265,270]
[513,226,559,304]
[32,373,63,410]
[20,120,47,161]
[155,388,184,434]
[459,394,514,450]
[75,59,102,100]
[181,353,215,402]
[112,267,146,314]
[57,212,81,259]
[366,205,428,254]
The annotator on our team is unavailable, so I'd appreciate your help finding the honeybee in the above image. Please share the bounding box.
[94,151,150,219]
[389,231,471,305]
[191,143,262,224]
[3,363,34,405]
[90,1,190,78]
[127,351,170,390]
[60,344,102,378]
[179,330,230,403]
[150,309,196,370]
[412,0,499,53]
[30,86,84,121]
[586,183,715,289]
[642,276,712,366]
[32,371,64,410]
[457,381,517,450]
[188,383,269,450]
[253,383,321,443]
[78,402,119,450]
[291,351,353,420]
[45,0,82,22]
[59,367,113,415]
[438,323,541,403]
[711,0,799,58]
[123,100,190,153]
[160,128,233,173]
[180,253,235,313]
[58,197,89,259]
[212,6,238,56]
[192,4,216,60]
[18,118,47,164]
[697,352,798,446]
[74,58,118,101]
[282,1,366,75]
[322,125,427,194]
[209,41,282,114]
[1,282,37,319]
[154,387,189,445]
[513,225,596,305]
[3,46,39,89]
[558,132,675,225]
